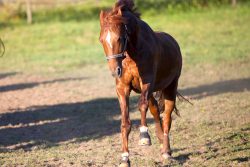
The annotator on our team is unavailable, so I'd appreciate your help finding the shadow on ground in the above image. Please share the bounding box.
[0,77,88,92]
[0,96,154,151]
[180,78,250,99]
[0,72,19,80]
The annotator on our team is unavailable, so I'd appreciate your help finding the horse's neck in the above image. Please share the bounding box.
[125,13,156,61]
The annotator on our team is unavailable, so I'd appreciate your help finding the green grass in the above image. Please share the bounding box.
[144,4,250,64]
[0,4,249,74]
[0,20,104,73]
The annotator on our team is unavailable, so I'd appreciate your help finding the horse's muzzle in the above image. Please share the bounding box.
[112,66,122,78]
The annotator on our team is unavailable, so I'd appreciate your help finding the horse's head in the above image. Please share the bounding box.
[99,8,129,78]
[99,0,140,78]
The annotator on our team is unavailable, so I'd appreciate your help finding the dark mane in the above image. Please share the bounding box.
[103,0,140,26]
[115,0,141,18]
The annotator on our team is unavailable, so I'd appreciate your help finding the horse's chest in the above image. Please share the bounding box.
[128,65,141,93]
[131,77,141,93]
[123,57,142,93]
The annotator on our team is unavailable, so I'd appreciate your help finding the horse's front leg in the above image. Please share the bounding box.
[116,82,131,167]
[138,83,152,146]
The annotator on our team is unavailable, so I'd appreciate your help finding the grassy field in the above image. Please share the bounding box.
[0,3,249,73]
[0,2,250,167]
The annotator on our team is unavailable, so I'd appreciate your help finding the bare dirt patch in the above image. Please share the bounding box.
[0,61,249,167]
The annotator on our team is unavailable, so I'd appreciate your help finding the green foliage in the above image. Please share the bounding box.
[0,3,108,26]
[0,0,249,25]
[135,0,249,13]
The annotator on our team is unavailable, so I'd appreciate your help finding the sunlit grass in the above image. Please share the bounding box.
[0,21,104,73]
[0,4,249,74]
[144,5,250,64]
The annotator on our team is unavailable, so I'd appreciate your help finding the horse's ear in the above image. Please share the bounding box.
[100,10,105,26]
[117,8,122,16]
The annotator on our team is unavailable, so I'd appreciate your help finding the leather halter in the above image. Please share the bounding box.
[106,25,129,61]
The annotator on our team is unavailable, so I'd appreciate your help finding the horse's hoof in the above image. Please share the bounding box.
[139,137,151,146]
[119,159,130,167]
[119,162,130,167]
[138,132,151,146]
[162,152,172,160]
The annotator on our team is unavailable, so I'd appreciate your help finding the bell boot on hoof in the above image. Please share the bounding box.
[161,152,173,166]
[138,126,151,146]
[138,132,152,146]
[119,161,130,167]
[162,152,178,166]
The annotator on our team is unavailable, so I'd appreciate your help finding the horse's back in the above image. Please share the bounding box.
[155,32,182,61]
[153,32,182,91]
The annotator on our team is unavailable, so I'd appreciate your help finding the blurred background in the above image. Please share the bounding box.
[0,0,249,73]
[0,1,249,166]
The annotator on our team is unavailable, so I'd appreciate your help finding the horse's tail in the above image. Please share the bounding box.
[154,91,193,117]
[176,92,193,106]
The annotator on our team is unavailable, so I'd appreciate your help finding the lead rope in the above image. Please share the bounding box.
[0,38,5,57]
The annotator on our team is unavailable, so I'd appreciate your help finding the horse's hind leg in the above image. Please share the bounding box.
[161,99,175,159]
[161,81,178,159]
[149,96,164,143]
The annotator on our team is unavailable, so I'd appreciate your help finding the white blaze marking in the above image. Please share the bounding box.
[106,31,113,49]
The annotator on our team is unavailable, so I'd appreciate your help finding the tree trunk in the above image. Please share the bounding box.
[232,0,237,7]
[26,0,32,24]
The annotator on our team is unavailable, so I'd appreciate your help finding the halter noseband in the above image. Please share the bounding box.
[106,25,129,61]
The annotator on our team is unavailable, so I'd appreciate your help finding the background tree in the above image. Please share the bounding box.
[25,0,32,24]
[232,0,237,6]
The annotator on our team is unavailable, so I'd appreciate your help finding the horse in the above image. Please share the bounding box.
[99,0,182,166]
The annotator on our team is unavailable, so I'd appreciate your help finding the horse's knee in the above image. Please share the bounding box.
[138,97,149,112]
[121,121,131,133]
[163,127,170,136]
[139,103,148,112]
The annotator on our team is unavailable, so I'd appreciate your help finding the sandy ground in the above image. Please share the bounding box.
[0,61,249,166]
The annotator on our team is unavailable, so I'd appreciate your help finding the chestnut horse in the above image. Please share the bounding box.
[99,0,182,166]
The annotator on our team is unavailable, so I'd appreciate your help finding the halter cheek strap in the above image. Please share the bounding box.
[106,25,129,61]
